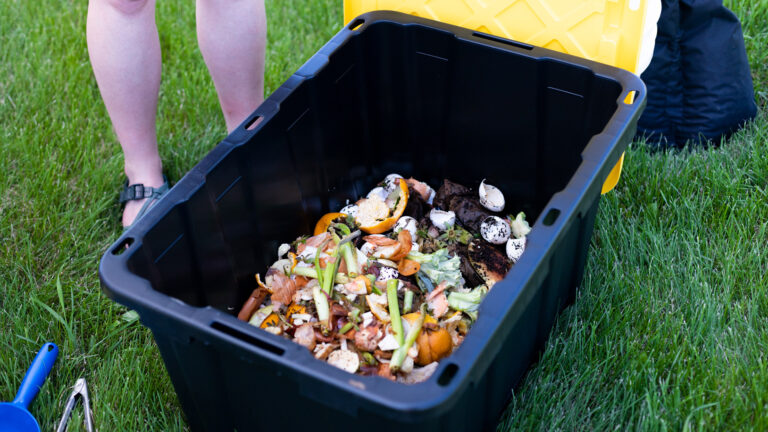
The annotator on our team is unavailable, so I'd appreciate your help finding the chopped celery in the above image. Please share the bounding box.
[403,290,414,313]
[313,286,330,328]
[387,279,404,346]
[292,266,349,283]
[390,303,427,372]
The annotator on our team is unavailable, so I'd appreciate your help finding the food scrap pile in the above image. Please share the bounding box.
[237,175,531,383]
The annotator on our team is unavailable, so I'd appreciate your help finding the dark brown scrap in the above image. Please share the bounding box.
[448,243,485,288]
[237,288,269,321]
[434,179,471,209]
[448,195,492,233]
[468,239,510,288]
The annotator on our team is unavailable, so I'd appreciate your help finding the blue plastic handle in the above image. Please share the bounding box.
[12,343,59,408]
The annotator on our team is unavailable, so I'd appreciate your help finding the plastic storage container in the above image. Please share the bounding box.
[100,12,645,432]
[344,0,661,194]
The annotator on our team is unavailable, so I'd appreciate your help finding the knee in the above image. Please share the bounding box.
[97,0,152,15]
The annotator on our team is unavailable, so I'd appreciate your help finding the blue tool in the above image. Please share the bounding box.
[0,343,59,432]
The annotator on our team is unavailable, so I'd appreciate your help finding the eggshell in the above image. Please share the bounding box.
[480,216,511,244]
[430,209,456,231]
[479,179,505,212]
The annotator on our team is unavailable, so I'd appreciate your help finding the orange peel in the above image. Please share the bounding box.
[357,179,409,234]
[313,212,347,236]
[286,303,307,320]
[402,313,451,365]
[259,313,280,329]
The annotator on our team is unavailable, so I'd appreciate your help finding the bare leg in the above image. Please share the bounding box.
[87,0,165,227]
[196,0,266,132]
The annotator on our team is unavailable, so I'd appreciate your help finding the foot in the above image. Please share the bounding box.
[122,173,165,227]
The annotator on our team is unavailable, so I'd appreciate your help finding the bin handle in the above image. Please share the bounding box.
[209,321,286,357]
[226,99,279,147]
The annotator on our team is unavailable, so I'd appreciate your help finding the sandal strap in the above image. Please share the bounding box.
[120,178,169,203]
[133,192,163,223]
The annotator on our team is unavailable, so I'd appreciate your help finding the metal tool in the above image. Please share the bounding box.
[0,343,59,432]
[56,378,95,432]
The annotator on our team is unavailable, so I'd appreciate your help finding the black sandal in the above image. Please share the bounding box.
[119,175,170,227]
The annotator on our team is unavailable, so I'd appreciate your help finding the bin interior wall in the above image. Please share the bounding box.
[127,21,621,311]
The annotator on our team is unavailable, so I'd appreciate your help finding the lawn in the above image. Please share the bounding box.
[0,0,765,430]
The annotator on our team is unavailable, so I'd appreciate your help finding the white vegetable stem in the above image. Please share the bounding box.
[313,286,330,328]
[390,303,427,373]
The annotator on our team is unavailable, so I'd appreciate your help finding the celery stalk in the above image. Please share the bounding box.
[322,248,341,295]
[390,303,427,373]
[313,286,330,328]
[403,290,414,314]
[339,321,355,335]
[387,279,404,346]
[314,249,324,287]
[341,242,359,276]
[292,266,349,283]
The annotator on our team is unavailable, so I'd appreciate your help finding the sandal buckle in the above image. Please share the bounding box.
[134,184,145,200]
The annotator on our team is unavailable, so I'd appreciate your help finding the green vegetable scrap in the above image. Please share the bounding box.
[509,212,531,239]
[390,303,427,373]
[447,285,488,320]
[438,225,472,245]
[403,290,414,313]
[387,279,404,346]
[312,286,330,329]
[407,249,464,289]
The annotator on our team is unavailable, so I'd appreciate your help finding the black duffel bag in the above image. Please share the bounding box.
[638,0,757,148]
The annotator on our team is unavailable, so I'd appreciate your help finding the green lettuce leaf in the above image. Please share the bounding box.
[407,249,464,289]
[447,285,488,320]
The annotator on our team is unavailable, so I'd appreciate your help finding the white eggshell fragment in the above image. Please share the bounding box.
[360,242,375,257]
[479,179,505,212]
[400,355,415,373]
[377,266,400,282]
[367,186,389,201]
[429,209,456,231]
[480,216,511,245]
[506,237,526,263]
[378,332,401,351]
[384,174,404,193]
[340,204,358,218]
[270,258,292,273]
[426,188,436,205]
[398,361,439,384]
[393,216,418,237]
[357,248,369,264]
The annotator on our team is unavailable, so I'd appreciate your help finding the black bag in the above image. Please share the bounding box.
[638,0,757,148]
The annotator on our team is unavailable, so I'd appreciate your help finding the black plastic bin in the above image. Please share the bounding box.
[100,11,645,432]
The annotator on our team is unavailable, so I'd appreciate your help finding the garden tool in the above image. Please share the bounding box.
[55,378,95,432]
[0,343,59,432]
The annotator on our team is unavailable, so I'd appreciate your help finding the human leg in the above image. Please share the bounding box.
[86,0,165,226]
[196,0,266,132]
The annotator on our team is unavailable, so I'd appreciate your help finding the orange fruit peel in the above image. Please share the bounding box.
[357,179,409,234]
[402,312,437,326]
[259,313,280,329]
[402,313,452,365]
[314,212,347,236]
[398,258,421,276]
[286,302,307,319]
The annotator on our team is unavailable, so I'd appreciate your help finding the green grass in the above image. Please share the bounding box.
[0,0,765,430]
